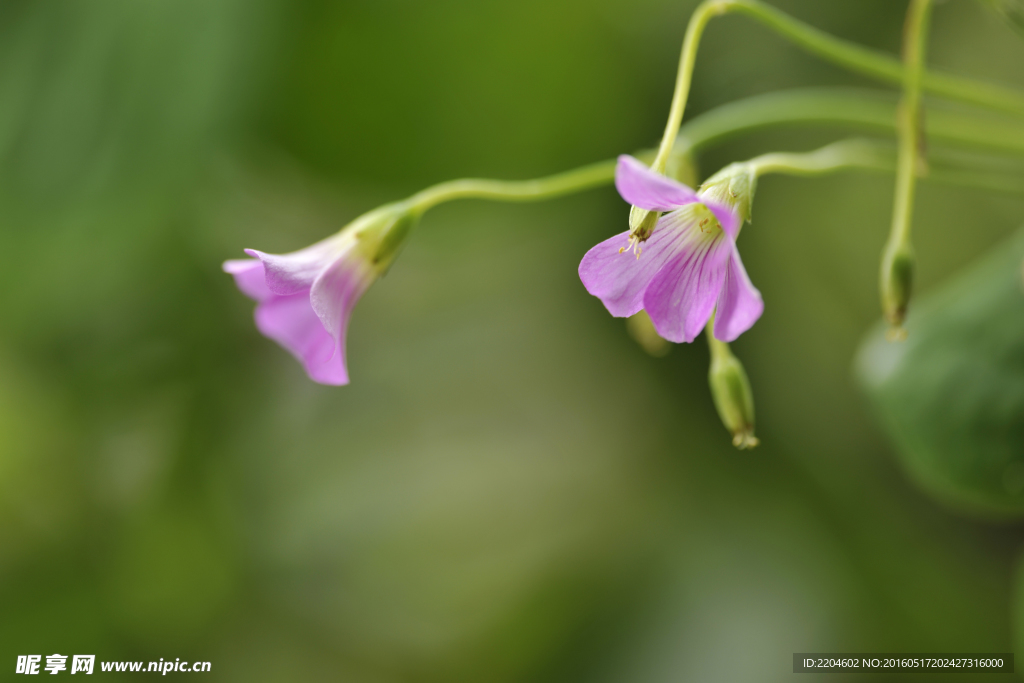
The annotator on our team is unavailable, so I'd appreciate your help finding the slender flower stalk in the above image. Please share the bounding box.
[673,88,1024,162]
[224,161,635,385]
[881,0,934,334]
[651,0,1024,186]
[723,0,1024,117]
[656,0,1024,159]
[229,132,1024,385]
[227,91,1024,386]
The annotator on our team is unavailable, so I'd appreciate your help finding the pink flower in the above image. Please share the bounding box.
[579,155,763,343]
[224,206,414,385]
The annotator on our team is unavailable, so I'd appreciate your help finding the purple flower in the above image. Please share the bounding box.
[579,155,763,343]
[224,206,415,385]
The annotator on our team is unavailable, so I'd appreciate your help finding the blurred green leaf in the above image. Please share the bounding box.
[976,0,1024,37]
[856,227,1024,517]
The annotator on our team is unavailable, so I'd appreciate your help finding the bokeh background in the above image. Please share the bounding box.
[1,0,1024,680]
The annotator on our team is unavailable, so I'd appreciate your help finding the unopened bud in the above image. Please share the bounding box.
[880,243,915,332]
[708,345,758,450]
[628,205,660,241]
[627,310,671,357]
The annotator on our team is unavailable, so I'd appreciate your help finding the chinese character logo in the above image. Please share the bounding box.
[44,654,67,675]
[70,656,94,675]
[16,655,41,674]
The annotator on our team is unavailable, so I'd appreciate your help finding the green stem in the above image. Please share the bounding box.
[393,87,1024,217]
[723,0,1024,117]
[650,1,721,173]
[890,0,932,251]
[880,0,933,329]
[705,319,732,360]
[405,160,615,213]
[674,88,1024,158]
[745,138,1024,196]
[746,139,892,177]
[652,0,1024,174]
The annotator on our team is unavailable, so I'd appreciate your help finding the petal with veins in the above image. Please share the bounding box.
[615,155,698,211]
[643,230,731,344]
[713,246,763,342]
[578,223,685,317]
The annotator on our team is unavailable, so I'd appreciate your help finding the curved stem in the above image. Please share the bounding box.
[747,139,893,177]
[651,0,1024,172]
[731,138,1024,195]
[396,88,1024,218]
[674,88,1024,157]
[724,0,1024,117]
[650,1,721,172]
[405,159,616,213]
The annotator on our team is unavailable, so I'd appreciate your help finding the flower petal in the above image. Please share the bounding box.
[223,258,272,301]
[615,155,698,211]
[254,291,349,385]
[578,222,685,317]
[642,229,731,343]
[702,198,741,240]
[307,251,377,385]
[244,234,351,296]
[713,245,763,342]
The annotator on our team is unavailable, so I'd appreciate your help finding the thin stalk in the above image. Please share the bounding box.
[652,0,1024,174]
[406,160,615,213]
[673,88,1024,157]
[392,88,1024,219]
[880,0,934,330]
[724,0,1024,117]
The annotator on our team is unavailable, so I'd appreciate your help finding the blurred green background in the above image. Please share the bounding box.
[1,0,1024,680]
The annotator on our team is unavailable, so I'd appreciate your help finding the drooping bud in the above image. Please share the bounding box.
[699,162,758,223]
[880,242,915,335]
[628,205,660,241]
[706,328,758,450]
[627,310,671,357]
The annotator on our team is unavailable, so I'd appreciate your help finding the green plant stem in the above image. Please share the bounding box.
[705,320,732,360]
[745,138,1024,196]
[890,0,933,253]
[723,0,1024,117]
[651,0,1024,174]
[878,0,933,329]
[396,85,1024,217]
[746,139,892,177]
[650,1,720,172]
[673,88,1024,157]
[405,160,615,213]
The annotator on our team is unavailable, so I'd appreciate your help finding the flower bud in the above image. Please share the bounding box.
[627,310,671,357]
[628,205,660,241]
[699,162,758,223]
[708,344,758,449]
[880,243,915,332]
